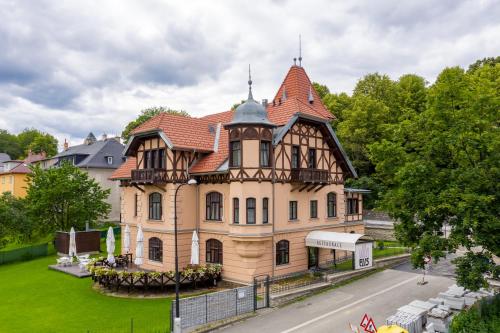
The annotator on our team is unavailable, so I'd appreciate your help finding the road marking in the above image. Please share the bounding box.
[280,275,420,333]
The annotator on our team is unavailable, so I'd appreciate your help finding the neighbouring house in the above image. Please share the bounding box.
[0,153,11,173]
[42,134,125,222]
[0,151,46,197]
[111,63,369,284]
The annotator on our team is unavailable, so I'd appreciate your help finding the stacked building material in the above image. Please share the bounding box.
[426,307,453,333]
[427,298,444,306]
[407,300,436,325]
[438,292,465,310]
[386,311,422,333]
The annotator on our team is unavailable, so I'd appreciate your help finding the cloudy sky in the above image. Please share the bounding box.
[0,0,498,147]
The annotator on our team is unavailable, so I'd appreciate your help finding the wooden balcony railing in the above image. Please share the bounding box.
[131,168,167,184]
[290,168,330,183]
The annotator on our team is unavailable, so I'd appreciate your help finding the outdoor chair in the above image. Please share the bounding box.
[56,256,71,267]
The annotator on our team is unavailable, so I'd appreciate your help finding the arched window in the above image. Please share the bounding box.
[206,192,223,221]
[206,239,223,264]
[327,192,337,218]
[149,237,163,262]
[149,192,162,220]
[276,240,289,265]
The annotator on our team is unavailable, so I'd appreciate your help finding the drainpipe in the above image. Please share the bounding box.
[271,145,276,278]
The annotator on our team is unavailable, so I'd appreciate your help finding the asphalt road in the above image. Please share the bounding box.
[218,260,456,333]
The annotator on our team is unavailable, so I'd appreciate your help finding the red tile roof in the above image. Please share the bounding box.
[132,113,216,151]
[189,111,233,173]
[271,65,333,120]
[110,157,136,179]
[112,65,336,177]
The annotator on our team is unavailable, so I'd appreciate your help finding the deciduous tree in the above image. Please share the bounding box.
[26,163,111,232]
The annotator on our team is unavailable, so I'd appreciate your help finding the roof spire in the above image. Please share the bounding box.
[298,34,302,67]
[248,64,253,100]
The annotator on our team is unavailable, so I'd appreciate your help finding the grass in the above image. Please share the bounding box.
[330,245,409,272]
[0,239,172,333]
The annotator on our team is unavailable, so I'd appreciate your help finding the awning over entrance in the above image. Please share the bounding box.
[305,231,371,252]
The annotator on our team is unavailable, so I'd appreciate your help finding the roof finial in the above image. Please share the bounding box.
[293,57,297,66]
[248,64,253,100]
[298,34,302,67]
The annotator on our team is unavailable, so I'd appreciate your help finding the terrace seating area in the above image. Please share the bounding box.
[90,264,223,293]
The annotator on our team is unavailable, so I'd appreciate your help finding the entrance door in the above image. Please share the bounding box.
[308,247,319,269]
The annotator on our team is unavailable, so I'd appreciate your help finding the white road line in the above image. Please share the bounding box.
[280,275,420,333]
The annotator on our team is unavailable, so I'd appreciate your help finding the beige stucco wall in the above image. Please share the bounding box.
[120,179,365,284]
[85,168,121,221]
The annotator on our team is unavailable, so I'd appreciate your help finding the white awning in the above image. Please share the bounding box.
[305,231,368,252]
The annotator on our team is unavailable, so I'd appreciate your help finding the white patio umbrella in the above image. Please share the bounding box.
[106,227,116,264]
[134,225,144,266]
[68,227,77,258]
[190,230,199,265]
[123,224,131,253]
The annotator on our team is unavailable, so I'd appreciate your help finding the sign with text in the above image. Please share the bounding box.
[354,242,373,270]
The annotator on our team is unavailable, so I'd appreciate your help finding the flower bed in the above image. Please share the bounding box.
[87,260,223,292]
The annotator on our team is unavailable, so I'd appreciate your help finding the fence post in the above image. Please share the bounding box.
[253,278,257,311]
[265,276,270,308]
[205,294,208,324]
[235,289,238,315]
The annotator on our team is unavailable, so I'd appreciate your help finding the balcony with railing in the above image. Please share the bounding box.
[290,168,330,183]
[131,168,167,184]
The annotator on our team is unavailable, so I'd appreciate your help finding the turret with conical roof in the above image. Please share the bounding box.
[226,66,275,128]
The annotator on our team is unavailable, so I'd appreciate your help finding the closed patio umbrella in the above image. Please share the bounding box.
[134,225,144,266]
[190,230,199,265]
[106,227,115,264]
[68,227,77,257]
[123,224,131,253]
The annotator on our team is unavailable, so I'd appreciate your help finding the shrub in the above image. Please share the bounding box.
[377,240,385,250]
[450,294,500,333]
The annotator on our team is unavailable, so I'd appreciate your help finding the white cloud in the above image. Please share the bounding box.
[0,0,498,147]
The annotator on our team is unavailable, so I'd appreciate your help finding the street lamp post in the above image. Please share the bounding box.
[173,178,197,333]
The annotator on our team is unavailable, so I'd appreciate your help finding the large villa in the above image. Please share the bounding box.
[111,63,368,284]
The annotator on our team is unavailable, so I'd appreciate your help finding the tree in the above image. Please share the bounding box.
[373,64,500,290]
[28,133,58,157]
[17,128,58,158]
[0,193,36,247]
[312,82,330,99]
[0,130,22,160]
[26,163,111,232]
[121,107,190,142]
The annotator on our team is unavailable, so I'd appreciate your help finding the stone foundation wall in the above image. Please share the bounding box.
[364,226,396,241]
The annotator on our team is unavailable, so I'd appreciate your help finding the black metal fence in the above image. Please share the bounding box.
[268,271,327,295]
[170,285,255,331]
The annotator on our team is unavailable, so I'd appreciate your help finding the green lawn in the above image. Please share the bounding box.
[331,245,408,272]
[0,241,171,333]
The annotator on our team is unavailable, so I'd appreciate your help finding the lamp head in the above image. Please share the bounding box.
[187,179,197,185]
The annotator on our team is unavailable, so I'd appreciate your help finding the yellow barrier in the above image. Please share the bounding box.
[377,325,408,333]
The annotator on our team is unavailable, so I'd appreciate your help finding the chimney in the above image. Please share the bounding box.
[262,99,268,107]
[63,139,69,151]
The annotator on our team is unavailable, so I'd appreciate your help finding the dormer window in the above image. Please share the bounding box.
[229,141,241,167]
[106,156,113,165]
